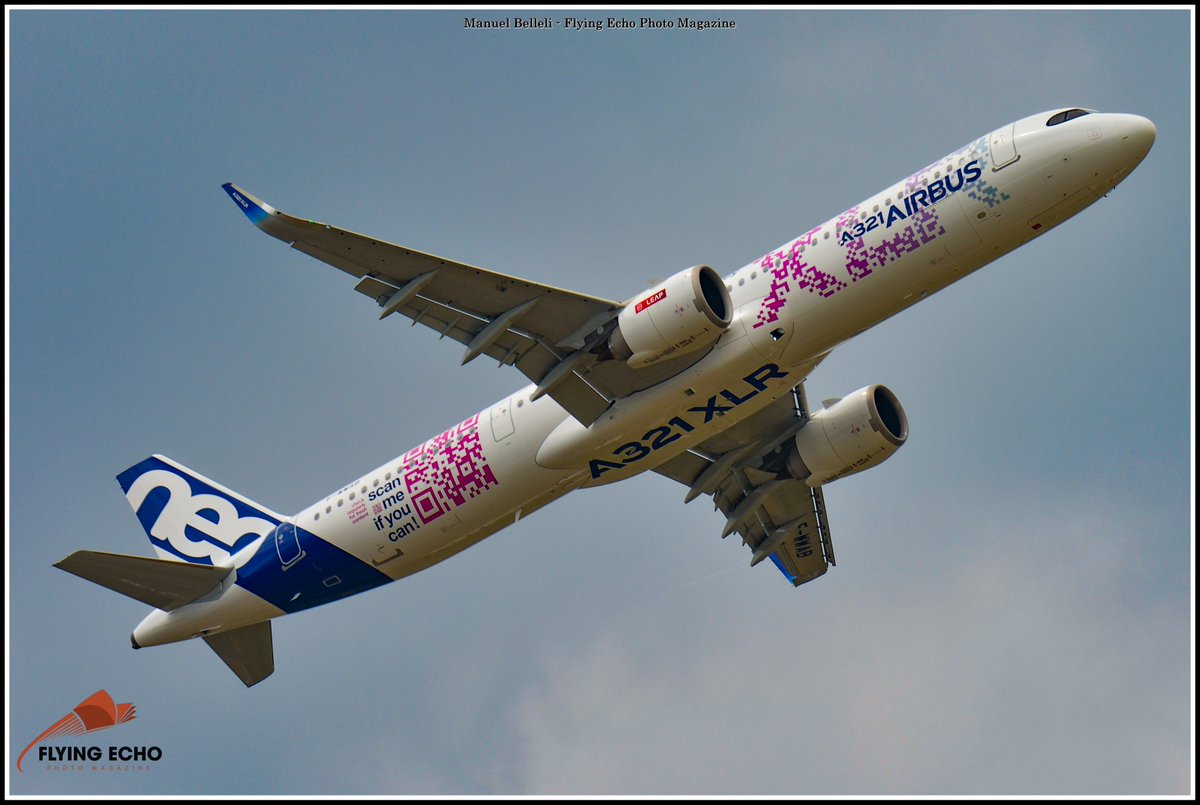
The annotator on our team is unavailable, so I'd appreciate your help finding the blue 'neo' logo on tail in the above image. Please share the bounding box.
[117,456,280,567]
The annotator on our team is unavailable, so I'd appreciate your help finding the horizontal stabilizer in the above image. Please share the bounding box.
[203,622,274,687]
[54,550,229,611]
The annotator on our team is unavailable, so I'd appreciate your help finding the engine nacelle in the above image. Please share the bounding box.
[786,385,908,487]
[609,265,732,369]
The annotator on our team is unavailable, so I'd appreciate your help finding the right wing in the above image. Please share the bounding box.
[223,184,710,426]
[653,374,837,587]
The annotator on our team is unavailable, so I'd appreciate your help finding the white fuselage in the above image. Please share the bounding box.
[133,110,1156,647]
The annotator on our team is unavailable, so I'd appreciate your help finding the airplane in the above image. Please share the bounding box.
[56,108,1156,686]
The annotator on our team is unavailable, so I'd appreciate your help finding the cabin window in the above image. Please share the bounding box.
[1046,108,1092,126]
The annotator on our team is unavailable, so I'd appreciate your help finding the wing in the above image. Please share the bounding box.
[223,183,636,424]
[653,369,837,587]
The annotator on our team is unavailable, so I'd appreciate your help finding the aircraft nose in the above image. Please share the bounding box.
[1112,113,1156,167]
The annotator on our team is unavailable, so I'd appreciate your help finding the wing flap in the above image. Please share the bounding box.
[354,274,534,362]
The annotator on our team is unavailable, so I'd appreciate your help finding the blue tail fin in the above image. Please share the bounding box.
[116,455,283,568]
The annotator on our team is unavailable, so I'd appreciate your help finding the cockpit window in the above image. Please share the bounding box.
[1046,109,1093,126]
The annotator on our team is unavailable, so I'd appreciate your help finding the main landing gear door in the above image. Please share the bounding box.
[989,123,1019,170]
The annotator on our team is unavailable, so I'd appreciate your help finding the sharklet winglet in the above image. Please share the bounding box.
[222,182,275,227]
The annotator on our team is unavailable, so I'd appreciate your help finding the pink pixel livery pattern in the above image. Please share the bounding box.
[401,413,499,525]
[754,138,1010,330]
[755,225,848,329]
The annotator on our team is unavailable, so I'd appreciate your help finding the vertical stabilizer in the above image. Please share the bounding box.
[116,455,283,567]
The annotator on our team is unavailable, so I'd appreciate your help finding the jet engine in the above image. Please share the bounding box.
[608,265,733,369]
[786,385,908,486]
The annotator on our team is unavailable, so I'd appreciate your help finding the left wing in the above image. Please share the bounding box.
[653,372,837,586]
[223,183,624,424]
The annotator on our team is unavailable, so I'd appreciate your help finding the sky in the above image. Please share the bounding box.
[6,6,1194,797]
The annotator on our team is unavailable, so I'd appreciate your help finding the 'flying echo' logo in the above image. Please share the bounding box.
[17,689,162,774]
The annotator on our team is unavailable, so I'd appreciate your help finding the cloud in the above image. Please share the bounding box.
[504,491,1190,795]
